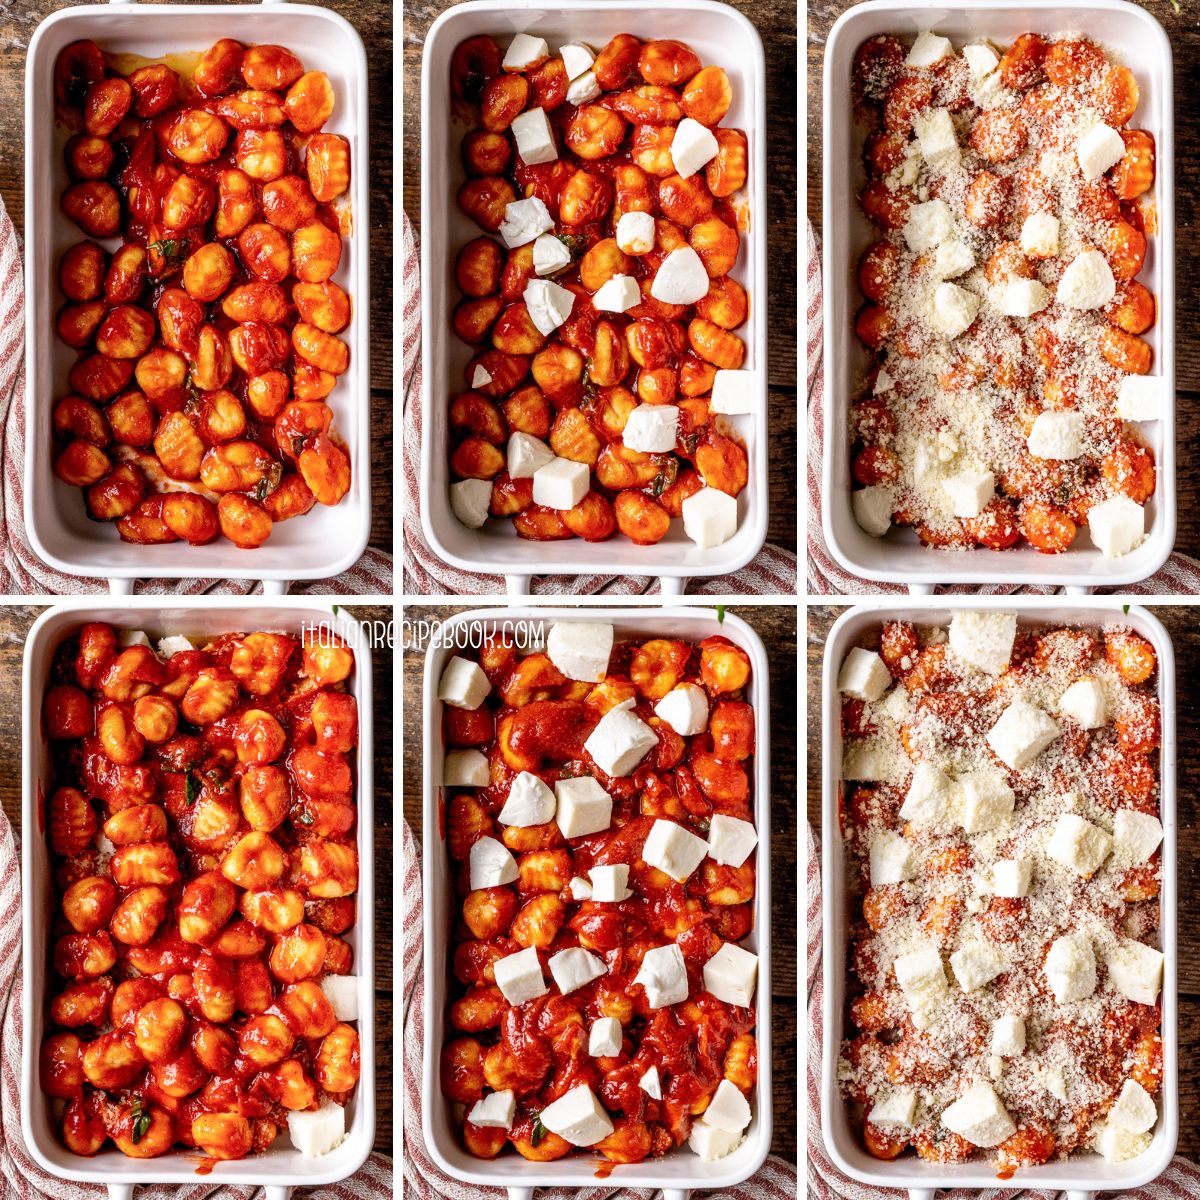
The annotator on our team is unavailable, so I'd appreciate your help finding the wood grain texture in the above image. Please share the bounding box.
[805,602,1200,1154]
[402,1,798,554]
[1,604,393,1155]
[401,602,798,1162]
[0,0,393,564]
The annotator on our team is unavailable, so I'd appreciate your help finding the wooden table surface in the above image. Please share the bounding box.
[806,602,1200,1156]
[402,1,798,557]
[0,0,394,569]
[0,604,394,1157]
[402,602,798,1163]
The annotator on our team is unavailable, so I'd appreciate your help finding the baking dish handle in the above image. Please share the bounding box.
[505,574,531,596]
[107,1186,134,1200]
[908,1189,936,1200]
[907,583,933,595]
[265,1187,292,1200]
[1065,1191,1094,1200]
[108,578,134,595]
[663,1190,691,1200]
[506,1190,534,1200]
[658,576,687,597]
[1064,584,1093,596]
[261,579,290,596]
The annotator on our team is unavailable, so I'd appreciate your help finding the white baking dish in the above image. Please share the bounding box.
[419,2,767,596]
[821,0,1176,591]
[421,605,773,1198]
[24,1,371,594]
[820,600,1178,1197]
[20,598,376,1199]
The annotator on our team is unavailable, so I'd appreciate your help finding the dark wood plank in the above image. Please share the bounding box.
[402,603,797,1161]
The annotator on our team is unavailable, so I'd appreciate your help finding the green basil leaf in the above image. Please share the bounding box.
[185,770,201,806]
[531,1115,547,1147]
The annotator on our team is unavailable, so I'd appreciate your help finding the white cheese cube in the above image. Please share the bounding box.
[688,1121,743,1161]
[1096,1120,1153,1163]
[555,776,613,838]
[547,620,613,682]
[469,1090,516,1129]
[639,1066,663,1099]
[703,941,758,1007]
[1077,122,1126,181]
[932,282,980,339]
[156,634,194,657]
[1001,278,1051,318]
[503,33,550,71]
[532,456,589,510]
[874,368,894,394]
[914,108,960,171]
[287,1099,345,1157]
[593,273,641,314]
[119,630,150,648]
[963,43,1000,79]
[992,858,1033,898]
[589,863,632,902]
[548,946,608,994]
[870,1090,917,1128]
[853,485,893,537]
[523,278,575,335]
[941,1081,1016,1147]
[569,875,593,901]
[844,745,890,782]
[709,814,759,869]
[949,610,1017,675]
[1117,375,1162,422]
[444,748,490,787]
[1058,677,1108,728]
[635,943,689,1008]
[623,404,679,452]
[498,771,556,827]
[532,232,572,277]
[321,975,359,1022]
[907,31,953,67]
[438,656,491,710]
[943,467,995,518]
[566,69,602,105]
[539,1083,614,1147]
[936,239,975,279]
[893,944,948,1028]
[1107,938,1164,1006]
[837,647,891,702]
[493,945,548,1005]
[879,685,912,723]
[960,769,1015,834]
[1045,933,1097,1003]
[451,478,491,529]
[559,42,595,80]
[671,117,720,178]
[1058,249,1116,310]
[1044,1069,1068,1101]
[507,431,555,479]
[655,683,709,736]
[702,1078,752,1132]
[651,246,710,305]
[589,1016,622,1057]
[682,487,738,548]
[469,836,518,890]
[1088,495,1145,558]
[585,705,657,777]
[1020,212,1060,258]
[1111,1079,1158,1133]
[643,818,709,882]
[1045,813,1112,877]
[869,831,916,885]
[992,1015,1025,1056]
[711,369,755,414]
[616,210,656,255]
[471,365,493,388]
[899,763,955,825]
[950,942,1006,992]
[511,107,557,165]
[1028,411,1085,460]
[904,199,954,253]
[499,196,555,248]
[986,699,1059,769]
[1113,809,1164,866]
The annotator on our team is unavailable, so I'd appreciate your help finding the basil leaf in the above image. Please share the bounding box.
[185,770,201,806]
[716,604,726,625]
[531,1115,547,1147]
[298,810,315,826]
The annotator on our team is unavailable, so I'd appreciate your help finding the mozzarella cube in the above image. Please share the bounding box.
[874,370,893,394]
[943,467,995,518]
[539,1084,614,1147]
[932,282,980,339]
[843,744,890,781]
[1088,495,1145,558]
[469,1090,516,1130]
[438,655,491,710]
[321,975,359,1022]
[837,647,891,702]
[639,1066,663,1100]
[589,1016,622,1057]
[643,818,709,882]
[532,456,589,510]
[119,630,150,648]
[963,43,1000,79]
[870,1090,917,1128]
[1113,809,1164,865]
[499,196,554,248]
[959,769,1015,834]
[635,943,689,1008]
[853,485,893,537]
[992,1015,1025,1057]
[1078,122,1126,180]
[1046,813,1112,877]
[941,1081,1016,1147]
[566,69,602,105]
[1117,375,1162,422]
[702,1078,752,1132]
[869,831,916,885]
[907,31,952,67]
[156,634,194,657]
[494,945,548,1005]
[450,478,490,529]
[555,777,613,838]
[915,108,960,171]
[950,942,1006,992]
[548,947,607,994]
[986,699,1059,769]
[688,1121,743,1161]
[992,858,1033,898]
[592,273,640,314]
[1028,411,1085,460]
[671,117,720,178]
[1044,1069,1068,1101]
[585,705,657,777]
[1107,939,1164,1006]
[904,199,954,253]
[682,487,738,548]
[547,620,613,681]
[1111,1079,1158,1133]
[589,863,632,902]
[523,278,575,335]
[616,210,656,255]
[1045,933,1096,1003]
[655,683,709,736]
[711,369,755,414]
[503,33,549,71]
[703,941,758,1008]
[893,944,948,1028]
[1058,249,1116,310]
[507,431,555,479]
[899,762,954,824]
[287,1099,345,1157]
[1096,1120,1153,1163]
[444,748,490,787]
[949,610,1017,675]
[532,232,572,277]
[936,239,975,279]
[709,814,759,869]
[569,875,593,901]
[1001,278,1051,318]
[469,836,518,890]
[1021,212,1060,258]
[623,403,679,452]
[1058,677,1108,728]
[651,245,710,305]
[498,771,556,827]
[471,364,493,388]
[511,107,557,164]
[560,42,595,79]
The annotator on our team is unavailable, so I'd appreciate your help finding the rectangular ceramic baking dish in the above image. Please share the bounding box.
[419,2,767,596]
[21,598,376,1198]
[421,605,773,1198]
[820,599,1178,1198]
[821,0,1176,592]
[24,0,371,594]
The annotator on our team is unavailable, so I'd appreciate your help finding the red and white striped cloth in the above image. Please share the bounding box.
[400,214,797,595]
[804,220,1200,596]
[0,196,392,595]
[400,820,798,1198]
[806,824,1200,1199]
[0,806,393,1198]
